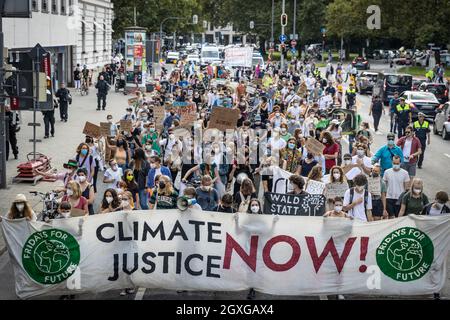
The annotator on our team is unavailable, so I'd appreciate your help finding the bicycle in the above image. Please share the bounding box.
[29,190,61,222]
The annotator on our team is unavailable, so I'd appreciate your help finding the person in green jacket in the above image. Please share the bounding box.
[141,122,161,156]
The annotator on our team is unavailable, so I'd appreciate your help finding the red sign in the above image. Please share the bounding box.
[134,45,143,58]
[10,97,19,110]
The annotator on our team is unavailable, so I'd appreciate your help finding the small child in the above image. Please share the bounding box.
[324,197,352,219]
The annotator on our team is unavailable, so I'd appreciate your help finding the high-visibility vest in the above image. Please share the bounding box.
[346,88,356,94]
[396,104,410,112]
[414,120,429,129]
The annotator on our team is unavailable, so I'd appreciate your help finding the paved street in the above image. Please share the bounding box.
[0,65,449,299]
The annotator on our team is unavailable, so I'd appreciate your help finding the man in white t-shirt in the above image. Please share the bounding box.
[383,155,410,218]
[103,159,123,191]
[352,144,373,175]
[287,100,302,120]
[343,174,373,222]
[268,128,287,152]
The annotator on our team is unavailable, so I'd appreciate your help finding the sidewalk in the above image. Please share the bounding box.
[0,86,130,254]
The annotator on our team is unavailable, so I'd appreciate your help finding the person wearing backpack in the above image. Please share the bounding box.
[234,178,257,213]
[195,175,219,211]
[74,143,95,183]
[398,178,429,217]
[343,174,373,222]
[383,155,410,218]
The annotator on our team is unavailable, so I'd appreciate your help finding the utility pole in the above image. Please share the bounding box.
[0,13,6,188]
[133,6,136,26]
[281,0,286,71]
[293,0,297,40]
[270,0,274,48]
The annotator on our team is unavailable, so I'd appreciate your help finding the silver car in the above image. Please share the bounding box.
[433,102,450,140]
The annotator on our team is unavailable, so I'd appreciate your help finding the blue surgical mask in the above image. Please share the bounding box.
[81,149,88,156]
[288,143,295,150]
[387,139,395,146]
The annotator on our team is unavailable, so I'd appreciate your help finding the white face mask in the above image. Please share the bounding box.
[169,134,175,140]
[150,163,156,169]
[344,160,352,165]
[357,150,365,157]
[78,176,86,183]
[393,164,401,171]
[322,138,328,144]
[122,200,130,208]
[106,196,113,204]
[61,212,71,218]
[16,203,24,212]
[334,205,343,212]
[250,206,260,213]
[333,173,341,180]
[413,188,422,194]
[66,189,74,196]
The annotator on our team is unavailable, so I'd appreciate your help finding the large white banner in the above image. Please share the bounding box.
[1,211,450,299]
[224,47,253,68]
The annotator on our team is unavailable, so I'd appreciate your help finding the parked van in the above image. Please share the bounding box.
[200,45,221,66]
[373,72,413,105]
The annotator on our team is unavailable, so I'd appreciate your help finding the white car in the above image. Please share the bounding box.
[433,102,450,140]
[186,54,200,64]
[200,45,221,66]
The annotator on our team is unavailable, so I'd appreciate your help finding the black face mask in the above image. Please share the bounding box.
[159,181,166,189]
[307,153,314,159]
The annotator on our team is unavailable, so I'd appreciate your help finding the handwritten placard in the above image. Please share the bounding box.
[153,105,166,130]
[305,138,325,155]
[368,176,381,196]
[82,122,101,138]
[325,182,349,199]
[208,107,240,131]
[119,120,132,133]
[100,122,111,137]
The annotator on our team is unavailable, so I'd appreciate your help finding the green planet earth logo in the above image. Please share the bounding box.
[22,229,80,285]
[376,227,434,282]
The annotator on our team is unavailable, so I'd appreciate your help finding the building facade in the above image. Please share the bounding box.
[3,0,114,88]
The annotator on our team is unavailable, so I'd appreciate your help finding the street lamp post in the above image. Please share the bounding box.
[270,0,274,48]
[159,17,183,62]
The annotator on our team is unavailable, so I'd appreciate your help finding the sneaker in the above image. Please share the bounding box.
[338,294,345,300]
[126,288,135,294]
[433,293,440,300]
[247,288,256,300]
[120,290,127,296]
[44,136,49,139]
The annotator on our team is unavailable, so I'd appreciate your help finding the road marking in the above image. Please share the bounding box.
[134,287,146,300]
[319,295,328,300]
[445,154,450,159]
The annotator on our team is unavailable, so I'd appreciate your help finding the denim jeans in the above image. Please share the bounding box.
[138,189,149,210]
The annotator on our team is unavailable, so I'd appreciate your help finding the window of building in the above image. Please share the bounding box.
[93,23,97,53]
[81,22,86,53]
[32,0,39,12]
[42,0,48,13]
[51,0,58,14]
[103,23,107,51]
[69,0,74,15]
[60,0,66,15]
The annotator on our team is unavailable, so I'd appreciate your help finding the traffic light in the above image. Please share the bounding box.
[4,45,53,111]
[4,51,34,104]
[281,14,288,27]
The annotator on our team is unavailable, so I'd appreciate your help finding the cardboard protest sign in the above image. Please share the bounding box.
[128,97,138,106]
[246,85,256,95]
[119,120,132,133]
[82,122,101,138]
[368,176,382,196]
[305,138,325,155]
[153,105,166,129]
[172,102,197,129]
[305,179,326,195]
[325,182,349,199]
[208,107,240,131]
[100,122,111,137]
[263,192,326,216]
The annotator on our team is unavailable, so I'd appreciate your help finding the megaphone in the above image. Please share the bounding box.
[177,196,197,211]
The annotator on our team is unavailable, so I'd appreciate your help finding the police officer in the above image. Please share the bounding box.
[413,112,430,169]
[55,82,71,122]
[345,83,357,109]
[395,97,412,139]
[42,97,57,139]
[5,105,19,160]
[95,75,110,110]
[389,91,400,134]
